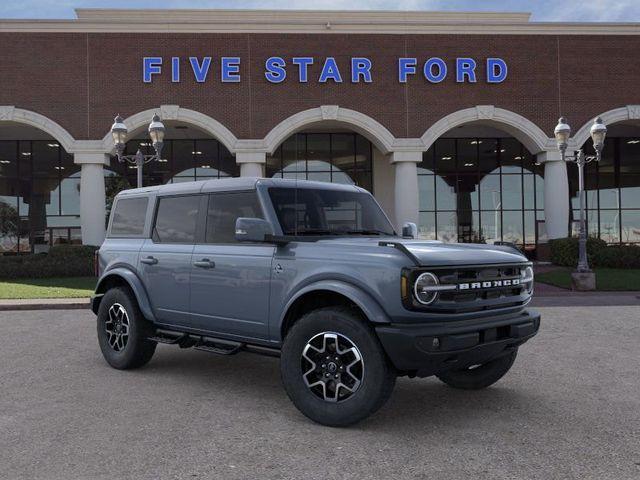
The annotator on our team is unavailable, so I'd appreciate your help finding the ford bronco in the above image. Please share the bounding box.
[92,178,539,426]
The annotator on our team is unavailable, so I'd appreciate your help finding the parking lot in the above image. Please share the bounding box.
[1,306,639,480]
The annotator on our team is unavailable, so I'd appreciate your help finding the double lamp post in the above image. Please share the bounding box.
[110,114,166,188]
[553,116,607,279]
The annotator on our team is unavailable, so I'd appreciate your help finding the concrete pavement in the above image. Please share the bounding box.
[0,307,639,479]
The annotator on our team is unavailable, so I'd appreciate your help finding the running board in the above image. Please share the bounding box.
[148,329,280,358]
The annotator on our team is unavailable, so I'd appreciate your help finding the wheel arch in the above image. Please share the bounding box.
[279,280,391,340]
[92,268,156,322]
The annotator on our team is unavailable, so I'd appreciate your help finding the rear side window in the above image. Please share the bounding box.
[205,192,263,243]
[153,195,201,244]
[110,197,148,236]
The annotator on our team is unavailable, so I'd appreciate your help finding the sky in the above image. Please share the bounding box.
[1,0,640,22]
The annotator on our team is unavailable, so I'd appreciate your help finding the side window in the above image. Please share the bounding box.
[153,195,201,244]
[110,197,148,236]
[205,191,263,243]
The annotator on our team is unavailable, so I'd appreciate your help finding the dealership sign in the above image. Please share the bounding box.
[142,56,508,84]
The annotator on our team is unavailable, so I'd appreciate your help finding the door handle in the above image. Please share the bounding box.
[193,259,215,269]
[140,256,158,265]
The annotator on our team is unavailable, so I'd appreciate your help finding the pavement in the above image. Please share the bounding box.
[1,307,639,480]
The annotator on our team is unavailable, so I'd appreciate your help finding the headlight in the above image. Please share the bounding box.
[413,272,440,305]
[521,266,534,294]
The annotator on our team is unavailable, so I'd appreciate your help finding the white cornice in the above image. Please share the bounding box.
[0,9,639,35]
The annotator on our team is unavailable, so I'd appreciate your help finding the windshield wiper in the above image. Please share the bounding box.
[342,229,390,236]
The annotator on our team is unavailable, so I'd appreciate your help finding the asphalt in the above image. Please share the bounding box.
[0,307,639,480]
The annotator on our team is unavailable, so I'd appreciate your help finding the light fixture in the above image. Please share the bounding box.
[441,156,453,160]
[47,143,59,148]
[554,117,571,154]
[500,149,506,152]
[148,113,166,150]
[627,139,640,144]
[0,160,10,164]
[21,152,31,156]
[470,140,483,145]
[200,165,211,168]
[590,117,607,154]
[110,115,128,154]
[192,151,203,155]
[54,166,65,170]
[464,163,474,167]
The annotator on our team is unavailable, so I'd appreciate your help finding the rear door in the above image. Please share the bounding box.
[189,191,274,340]
[138,194,203,327]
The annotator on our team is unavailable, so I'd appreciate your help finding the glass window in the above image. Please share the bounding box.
[153,195,200,243]
[110,197,148,236]
[0,141,18,177]
[621,210,640,243]
[434,139,456,175]
[205,191,263,244]
[268,187,394,236]
[418,175,435,211]
[172,140,196,178]
[418,211,436,240]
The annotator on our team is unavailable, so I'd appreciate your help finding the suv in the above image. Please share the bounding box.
[92,178,539,426]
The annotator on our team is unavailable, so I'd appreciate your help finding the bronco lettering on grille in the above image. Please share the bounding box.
[458,278,521,290]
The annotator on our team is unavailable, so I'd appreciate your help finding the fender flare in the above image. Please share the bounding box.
[92,267,156,322]
[279,279,392,333]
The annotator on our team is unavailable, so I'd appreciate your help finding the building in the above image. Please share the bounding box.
[1,8,639,255]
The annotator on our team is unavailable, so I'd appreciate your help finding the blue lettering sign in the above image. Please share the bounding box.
[487,58,508,83]
[398,58,417,83]
[456,58,477,83]
[351,58,372,83]
[265,56,287,83]
[424,57,447,83]
[319,57,342,83]
[171,57,180,83]
[221,57,241,82]
[143,57,162,83]
[292,57,314,82]
[189,57,211,83]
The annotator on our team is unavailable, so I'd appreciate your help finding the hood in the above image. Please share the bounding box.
[316,237,527,266]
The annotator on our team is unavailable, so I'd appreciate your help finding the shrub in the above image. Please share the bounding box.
[593,245,640,269]
[549,237,607,267]
[0,245,97,279]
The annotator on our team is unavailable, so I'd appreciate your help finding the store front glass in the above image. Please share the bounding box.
[266,133,374,192]
[571,136,640,244]
[0,140,81,253]
[418,137,544,253]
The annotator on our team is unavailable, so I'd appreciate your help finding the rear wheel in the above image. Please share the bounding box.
[436,349,518,390]
[97,287,156,370]
[280,306,396,427]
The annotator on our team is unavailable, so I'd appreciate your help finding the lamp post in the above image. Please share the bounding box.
[110,114,166,188]
[553,116,607,274]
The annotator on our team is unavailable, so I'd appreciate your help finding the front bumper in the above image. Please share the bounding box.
[375,309,540,377]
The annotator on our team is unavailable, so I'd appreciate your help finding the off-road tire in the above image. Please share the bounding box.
[97,287,157,370]
[436,349,518,390]
[280,306,396,427]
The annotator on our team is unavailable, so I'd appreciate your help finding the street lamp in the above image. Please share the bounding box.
[554,116,607,274]
[110,113,166,188]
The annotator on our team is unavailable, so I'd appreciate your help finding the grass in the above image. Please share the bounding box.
[536,268,640,291]
[0,277,97,299]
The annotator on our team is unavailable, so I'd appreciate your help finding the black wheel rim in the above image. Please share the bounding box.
[105,303,130,352]
[301,332,364,403]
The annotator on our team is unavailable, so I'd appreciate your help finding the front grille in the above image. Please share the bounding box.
[407,263,531,314]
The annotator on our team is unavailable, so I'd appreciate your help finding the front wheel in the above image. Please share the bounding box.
[97,287,157,370]
[436,349,518,390]
[280,306,396,427]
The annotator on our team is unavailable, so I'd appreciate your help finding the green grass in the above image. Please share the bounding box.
[0,277,97,299]
[536,268,640,291]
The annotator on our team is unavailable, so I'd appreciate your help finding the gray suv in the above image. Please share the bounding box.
[92,178,539,426]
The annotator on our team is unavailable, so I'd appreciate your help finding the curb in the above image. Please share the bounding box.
[0,298,90,312]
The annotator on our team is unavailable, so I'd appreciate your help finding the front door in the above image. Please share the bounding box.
[189,191,274,340]
[138,194,202,327]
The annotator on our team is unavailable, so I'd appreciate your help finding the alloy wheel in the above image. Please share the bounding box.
[301,332,364,402]
[105,303,130,352]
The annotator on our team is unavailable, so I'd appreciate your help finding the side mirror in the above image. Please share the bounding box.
[235,217,273,243]
[402,222,418,239]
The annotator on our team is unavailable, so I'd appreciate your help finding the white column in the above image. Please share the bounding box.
[236,151,266,177]
[75,152,109,246]
[539,151,569,239]
[391,151,421,232]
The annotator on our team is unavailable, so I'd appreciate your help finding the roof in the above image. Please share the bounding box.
[116,177,363,197]
[0,9,639,35]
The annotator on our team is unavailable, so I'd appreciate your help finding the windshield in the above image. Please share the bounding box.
[268,187,396,236]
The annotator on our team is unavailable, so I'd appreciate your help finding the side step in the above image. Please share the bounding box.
[148,329,280,358]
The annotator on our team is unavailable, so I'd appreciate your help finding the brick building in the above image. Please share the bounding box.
[1,9,639,253]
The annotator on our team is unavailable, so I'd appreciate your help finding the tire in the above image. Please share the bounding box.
[436,349,518,390]
[280,306,396,427]
[97,287,157,370]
